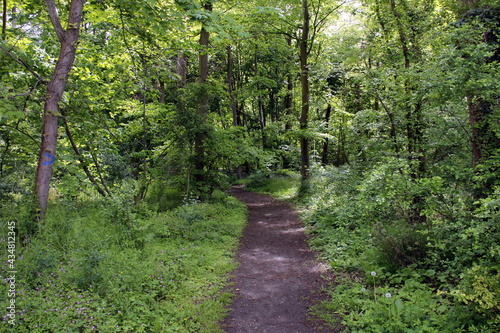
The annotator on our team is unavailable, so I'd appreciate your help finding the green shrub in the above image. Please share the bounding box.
[372,222,428,272]
[318,274,464,333]
[451,265,500,329]
[300,163,500,331]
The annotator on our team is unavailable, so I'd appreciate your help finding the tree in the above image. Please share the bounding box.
[455,1,500,199]
[193,0,213,189]
[36,0,85,219]
[299,0,343,179]
[2,0,6,40]
[300,0,311,180]
[388,0,428,224]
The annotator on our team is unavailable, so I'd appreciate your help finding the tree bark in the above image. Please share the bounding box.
[227,45,239,127]
[285,37,293,131]
[36,0,85,219]
[194,1,212,186]
[2,0,6,40]
[336,110,349,166]
[390,0,410,69]
[300,0,310,180]
[227,45,242,179]
[321,104,331,165]
[176,53,187,88]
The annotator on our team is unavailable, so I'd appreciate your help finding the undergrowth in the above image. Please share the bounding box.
[0,185,246,332]
[245,164,500,332]
[242,170,300,200]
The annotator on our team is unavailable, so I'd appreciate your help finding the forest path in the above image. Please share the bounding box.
[222,186,330,333]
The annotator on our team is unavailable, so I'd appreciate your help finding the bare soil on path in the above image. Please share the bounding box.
[222,186,331,333]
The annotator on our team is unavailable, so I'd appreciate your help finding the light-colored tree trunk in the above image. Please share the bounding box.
[36,0,85,219]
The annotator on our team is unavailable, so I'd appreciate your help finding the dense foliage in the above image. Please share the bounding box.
[1,0,500,331]
[1,189,246,332]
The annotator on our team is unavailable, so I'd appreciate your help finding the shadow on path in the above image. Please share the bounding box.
[222,186,330,333]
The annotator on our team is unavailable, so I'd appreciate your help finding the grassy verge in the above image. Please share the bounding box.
[239,170,301,201]
[0,190,246,332]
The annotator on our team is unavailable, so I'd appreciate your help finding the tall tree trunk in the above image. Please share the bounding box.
[227,46,239,127]
[336,111,349,166]
[458,1,500,199]
[194,1,212,187]
[177,53,187,88]
[285,37,293,132]
[321,104,331,165]
[227,45,242,179]
[36,0,85,220]
[2,0,6,40]
[300,0,310,180]
[258,99,266,148]
[390,0,426,224]
[254,52,266,149]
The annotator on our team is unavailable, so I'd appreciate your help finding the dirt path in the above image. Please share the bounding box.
[222,186,329,333]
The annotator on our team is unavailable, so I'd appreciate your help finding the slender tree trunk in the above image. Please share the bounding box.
[468,97,482,166]
[227,45,242,179]
[2,0,6,40]
[389,0,426,224]
[254,52,266,149]
[227,46,239,127]
[258,99,266,148]
[390,0,410,68]
[177,53,187,88]
[321,104,331,165]
[285,38,293,132]
[194,1,212,187]
[374,92,400,154]
[62,116,109,197]
[87,144,110,199]
[300,0,310,180]
[36,0,85,220]
[158,79,165,104]
[336,111,349,166]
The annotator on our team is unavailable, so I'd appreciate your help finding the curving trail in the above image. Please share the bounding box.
[222,186,330,333]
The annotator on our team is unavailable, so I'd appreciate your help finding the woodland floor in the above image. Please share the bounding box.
[222,186,338,333]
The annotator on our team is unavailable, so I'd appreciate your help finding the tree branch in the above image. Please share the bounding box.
[0,44,47,83]
[44,0,65,43]
[0,79,43,100]
[3,122,39,145]
[62,116,109,197]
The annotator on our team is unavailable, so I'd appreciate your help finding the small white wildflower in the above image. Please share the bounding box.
[371,271,376,276]
[361,288,366,292]
[385,293,392,298]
